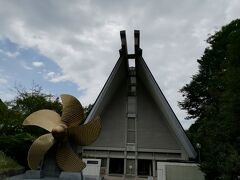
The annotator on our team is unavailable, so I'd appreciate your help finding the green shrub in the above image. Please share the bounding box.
[0,133,34,167]
[0,151,22,171]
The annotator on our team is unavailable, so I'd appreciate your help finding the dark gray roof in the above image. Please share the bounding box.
[85,30,197,159]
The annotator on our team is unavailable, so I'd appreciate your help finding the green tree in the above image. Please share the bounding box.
[0,84,93,168]
[0,85,62,167]
[179,19,240,180]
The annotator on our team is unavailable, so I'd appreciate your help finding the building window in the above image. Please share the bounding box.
[109,158,124,174]
[131,85,136,92]
[130,77,136,84]
[127,130,135,143]
[127,117,135,130]
[128,97,136,113]
[138,160,153,176]
[128,67,136,76]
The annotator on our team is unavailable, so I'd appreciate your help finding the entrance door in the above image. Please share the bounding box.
[126,159,135,175]
[138,159,152,176]
[109,158,124,174]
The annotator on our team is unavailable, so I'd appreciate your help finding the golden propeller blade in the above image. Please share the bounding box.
[23,109,63,132]
[61,94,84,127]
[56,142,86,172]
[69,116,101,146]
[28,133,55,170]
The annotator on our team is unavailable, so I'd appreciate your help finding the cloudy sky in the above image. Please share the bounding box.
[0,0,239,129]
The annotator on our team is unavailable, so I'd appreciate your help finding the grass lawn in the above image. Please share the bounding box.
[0,151,22,172]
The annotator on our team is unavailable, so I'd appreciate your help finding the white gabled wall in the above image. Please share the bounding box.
[137,77,181,150]
[89,80,127,148]
[136,56,197,159]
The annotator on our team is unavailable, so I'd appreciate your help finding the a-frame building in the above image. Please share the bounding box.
[82,31,197,177]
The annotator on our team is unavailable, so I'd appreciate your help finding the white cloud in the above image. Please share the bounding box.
[45,71,67,83]
[32,61,44,67]
[0,91,15,101]
[0,0,239,128]
[0,48,20,58]
[0,78,8,84]
[225,0,240,21]
[20,61,32,70]
[0,72,12,100]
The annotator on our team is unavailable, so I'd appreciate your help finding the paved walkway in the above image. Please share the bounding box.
[7,174,156,180]
[102,175,156,180]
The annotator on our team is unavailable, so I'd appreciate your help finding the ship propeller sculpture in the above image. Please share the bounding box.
[23,94,101,172]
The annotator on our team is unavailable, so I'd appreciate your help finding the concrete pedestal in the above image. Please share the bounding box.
[24,170,43,179]
[59,172,83,179]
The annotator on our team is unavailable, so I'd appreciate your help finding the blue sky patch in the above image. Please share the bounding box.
[0,38,80,103]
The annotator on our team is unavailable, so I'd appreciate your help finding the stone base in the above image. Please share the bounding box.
[59,172,83,180]
[24,170,43,179]
[84,175,102,180]
[147,176,154,180]
[9,171,104,180]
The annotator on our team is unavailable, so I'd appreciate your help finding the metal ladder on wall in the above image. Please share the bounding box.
[121,30,142,176]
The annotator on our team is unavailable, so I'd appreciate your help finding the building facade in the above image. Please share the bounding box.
[82,31,196,177]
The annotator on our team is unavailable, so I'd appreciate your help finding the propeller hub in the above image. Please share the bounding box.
[52,124,67,139]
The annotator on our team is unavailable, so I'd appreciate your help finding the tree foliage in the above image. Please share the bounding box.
[179,19,240,179]
[0,84,93,168]
[0,85,62,167]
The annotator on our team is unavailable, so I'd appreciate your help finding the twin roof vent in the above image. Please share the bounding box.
[120,30,142,68]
